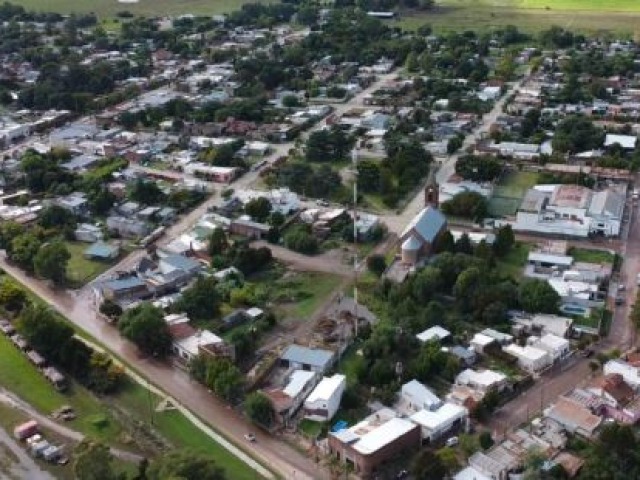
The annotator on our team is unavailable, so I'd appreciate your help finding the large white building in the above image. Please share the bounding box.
[604,359,640,390]
[514,184,625,238]
[503,344,552,373]
[303,374,346,422]
[455,369,508,393]
[409,403,468,443]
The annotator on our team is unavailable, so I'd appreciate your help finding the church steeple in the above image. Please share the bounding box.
[424,165,439,208]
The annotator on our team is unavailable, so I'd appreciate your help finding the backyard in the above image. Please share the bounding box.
[567,247,615,265]
[495,242,530,279]
[65,241,118,288]
[488,171,539,217]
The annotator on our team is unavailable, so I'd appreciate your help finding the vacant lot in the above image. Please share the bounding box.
[65,242,116,288]
[12,0,265,18]
[489,171,538,217]
[397,0,640,34]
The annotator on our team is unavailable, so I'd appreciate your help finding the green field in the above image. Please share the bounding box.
[0,333,124,445]
[489,171,538,217]
[65,241,116,288]
[397,0,640,34]
[11,0,266,18]
[568,247,615,265]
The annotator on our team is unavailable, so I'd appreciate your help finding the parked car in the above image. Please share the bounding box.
[244,433,256,442]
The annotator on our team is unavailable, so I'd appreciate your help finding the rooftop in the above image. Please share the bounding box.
[410,403,467,430]
[550,185,592,209]
[401,206,446,244]
[305,374,346,403]
[416,325,451,343]
[281,344,334,370]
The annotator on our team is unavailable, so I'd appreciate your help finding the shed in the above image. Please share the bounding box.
[84,242,120,261]
[280,345,335,373]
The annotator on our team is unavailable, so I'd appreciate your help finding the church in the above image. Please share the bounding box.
[398,169,447,266]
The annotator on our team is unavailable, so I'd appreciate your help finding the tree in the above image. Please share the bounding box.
[493,225,515,257]
[176,276,221,321]
[86,351,124,394]
[34,241,70,285]
[18,304,73,363]
[367,254,387,277]
[99,299,123,320]
[433,230,455,254]
[118,303,172,357]
[552,116,604,154]
[208,228,228,257]
[73,440,117,480]
[244,197,272,222]
[441,192,488,220]
[455,233,473,255]
[411,449,447,480]
[479,431,494,450]
[284,225,318,254]
[147,450,227,480]
[10,232,42,272]
[128,179,165,205]
[518,278,560,314]
[245,391,274,427]
[0,278,26,313]
[38,205,77,233]
[455,155,502,182]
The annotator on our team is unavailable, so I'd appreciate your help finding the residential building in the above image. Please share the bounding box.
[399,380,443,413]
[229,218,271,239]
[279,345,335,373]
[455,369,508,393]
[449,346,477,366]
[55,192,89,216]
[604,359,640,390]
[503,344,552,373]
[84,242,119,261]
[159,254,202,277]
[304,374,346,422]
[409,403,468,443]
[265,370,319,424]
[529,334,570,362]
[99,276,149,302]
[75,223,104,243]
[328,408,421,479]
[416,325,451,343]
[399,206,446,266]
[470,333,496,354]
[544,396,602,438]
[106,216,150,238]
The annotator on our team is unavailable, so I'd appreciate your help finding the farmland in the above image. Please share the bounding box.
[11,0,267,18]
[397,0,640,34]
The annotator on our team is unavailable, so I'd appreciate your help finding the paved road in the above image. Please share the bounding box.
[381,75,530,234]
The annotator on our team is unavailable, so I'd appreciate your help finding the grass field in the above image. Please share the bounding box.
[396,0,640,34]
[113,378,259,480]
[568,247,615,265]
[489,171,538,217]
[0,333,124,445]
[273,271,341,320]
[65,241,116,288]
[12,0,266,18]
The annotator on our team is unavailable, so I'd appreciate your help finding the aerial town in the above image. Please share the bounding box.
[2,0,640,479]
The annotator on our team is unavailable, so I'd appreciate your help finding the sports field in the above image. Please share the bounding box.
[11,0,266,18]
[397,0,640,34]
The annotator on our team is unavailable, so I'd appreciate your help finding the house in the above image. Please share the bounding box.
[503,344,552,373]
[416,325,451,343]
[588,373,635,409]
[159,254,202,277]
[544,396,602,438]
[229,218,270,239]
[604,133,637,150]
[106,216,150,238]
[604,359,640,390]
[455,368,508,393]
[470,333,496,354]
[328,408,421,479]
[173,328,232,362]
[449,346,477,366]
[100,276,149,302]
[55,192,89,216]
[280,345,335,373]
[480,328,514,346]
[264,370,318,424]
[400,380,443,413]
[304,374,346,422]
[183,163,238,182]
[84,242,120,261]
[75,223,103,243]
[529,334,570,362]
[409,403,468,443]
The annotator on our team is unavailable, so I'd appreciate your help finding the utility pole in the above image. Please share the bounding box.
[352,148,359,339]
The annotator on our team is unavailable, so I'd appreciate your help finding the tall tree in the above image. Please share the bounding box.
[208,228,228,257]
[34,240,71,285]
[244,197,272,223]
[73,440,117,480]
[176,276,221,321]
[146,450,227,480]
[518,279,560,314]
[118,303,172,358]
[244,392,274,427]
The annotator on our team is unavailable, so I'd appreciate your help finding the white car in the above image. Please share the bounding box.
[244,433,256,442]
[445,436,459,447]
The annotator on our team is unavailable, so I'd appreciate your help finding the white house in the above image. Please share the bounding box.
[605,133,637,150]
[409,403,468,443]
[173,330,226,362]
[604,359,640,390]
[503,344,552,373]
[416,326,451,343]
[470,333,496,354]
[304,374,346,422]
[400,380,443,412]
[530,333,570,362]
[455,369,508,393]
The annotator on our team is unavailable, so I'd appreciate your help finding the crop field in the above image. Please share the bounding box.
[397,0,640,35]
[11,0,267,18]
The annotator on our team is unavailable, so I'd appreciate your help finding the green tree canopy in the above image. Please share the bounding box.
[244,391,274,427]
[118,303,172,357]
[147,450,227,480]
[518,278,560,314]
[176,276,221,321]
[73,440,117,480]
[34,240,71,285]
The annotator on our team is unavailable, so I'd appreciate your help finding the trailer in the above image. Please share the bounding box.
[13,420,38,441]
